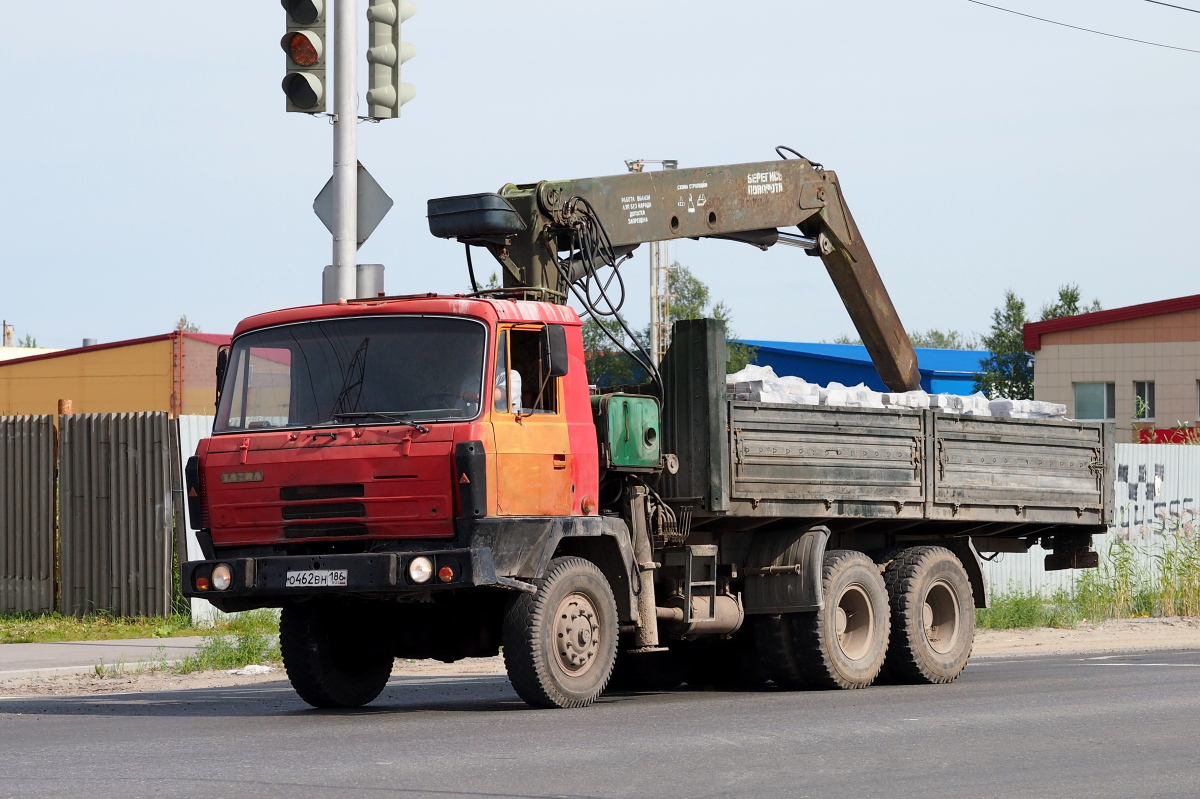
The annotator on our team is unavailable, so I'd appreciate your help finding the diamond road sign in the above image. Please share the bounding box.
[313,162,394,248]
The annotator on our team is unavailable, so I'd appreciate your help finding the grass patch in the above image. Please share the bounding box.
[0,612,198,645]
[976,589,1080,630]
[0,607,280,645]
[174,630,281,674]
[978,535,1200,629]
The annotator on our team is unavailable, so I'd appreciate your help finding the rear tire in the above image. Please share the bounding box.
[502,556,618,708]
[883,546,974,684]
[280,603,394,708]
[792,550,890,689]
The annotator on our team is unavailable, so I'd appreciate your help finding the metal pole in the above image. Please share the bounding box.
[332,0,358,301]
[648,240,660,366]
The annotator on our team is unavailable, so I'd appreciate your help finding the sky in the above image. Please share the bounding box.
[1,0,1197,348]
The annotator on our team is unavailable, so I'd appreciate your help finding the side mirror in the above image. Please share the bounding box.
[215,346,230,407]
[543,325,569,378]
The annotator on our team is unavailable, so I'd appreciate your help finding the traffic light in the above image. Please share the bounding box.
[281,0,326,113]
[365,0,417,118]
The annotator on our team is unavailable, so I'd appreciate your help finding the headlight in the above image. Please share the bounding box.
[211,563,233,591]
[408,556,433,584]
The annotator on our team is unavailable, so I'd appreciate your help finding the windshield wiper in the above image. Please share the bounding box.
[330,411,430,433]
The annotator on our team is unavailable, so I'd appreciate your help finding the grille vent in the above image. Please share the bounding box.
[280,484,365,501]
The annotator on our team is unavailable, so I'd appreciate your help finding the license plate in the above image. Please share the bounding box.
[285,569,348,588]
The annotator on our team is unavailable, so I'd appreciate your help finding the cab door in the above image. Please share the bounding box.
[491,325,573,516]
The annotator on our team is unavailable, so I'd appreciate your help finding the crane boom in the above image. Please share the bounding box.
[426,156,921,392]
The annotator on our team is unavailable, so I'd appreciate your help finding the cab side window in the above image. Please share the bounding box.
[507,328,557,414]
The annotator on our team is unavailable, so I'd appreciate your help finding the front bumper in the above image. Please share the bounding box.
[181,546,534,601]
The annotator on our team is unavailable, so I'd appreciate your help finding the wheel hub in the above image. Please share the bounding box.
[833,584,873,661]
[922,579,960,655]
[554,592,601,676]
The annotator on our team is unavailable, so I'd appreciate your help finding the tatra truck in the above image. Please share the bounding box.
[182,152,1112,708]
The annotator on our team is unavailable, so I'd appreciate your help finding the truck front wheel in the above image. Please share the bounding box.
[502,556,618,708]
[793,550,890,689]
[280,603,394,709]
[882,546,974,684]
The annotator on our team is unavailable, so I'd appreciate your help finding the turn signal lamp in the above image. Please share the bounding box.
[438,566,454,583]
[195,576,211,591]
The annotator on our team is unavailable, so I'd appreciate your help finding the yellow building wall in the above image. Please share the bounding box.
[0,339,174,416]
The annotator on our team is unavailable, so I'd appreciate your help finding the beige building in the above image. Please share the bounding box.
[0,332,229,417]
[1026,294,1200,442]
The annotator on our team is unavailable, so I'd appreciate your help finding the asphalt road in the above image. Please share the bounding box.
[3,649,1200,799]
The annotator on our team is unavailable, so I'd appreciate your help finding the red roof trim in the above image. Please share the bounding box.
[0,331,231,368]
[184,333,232,346]
[1023,293,1200,351]
[232,295,582,337]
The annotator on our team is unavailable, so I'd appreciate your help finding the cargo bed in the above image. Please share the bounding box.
[661,320,1114,545]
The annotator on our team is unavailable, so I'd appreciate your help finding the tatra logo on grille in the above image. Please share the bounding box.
[221,471,264,483]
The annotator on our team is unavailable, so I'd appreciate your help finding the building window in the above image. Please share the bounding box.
[1134,381,1155,421]
[1074,382,1115,421]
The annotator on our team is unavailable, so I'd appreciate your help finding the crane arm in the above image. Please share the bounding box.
[426,157,921,392]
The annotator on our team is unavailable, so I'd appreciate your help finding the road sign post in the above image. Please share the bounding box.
[281,0,416,302]
[331,0,359,302]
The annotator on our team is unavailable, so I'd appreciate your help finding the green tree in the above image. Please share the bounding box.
[666,265,757,372]
[175,315,201,333]
[582,316,647,387]
[18,333,37,348]
[975,285,1103,399]
[975,290,1033,399]
[909,329,978,350]
[1039,283,1102,321]
[582,263,756,385]
[826,329,977,349]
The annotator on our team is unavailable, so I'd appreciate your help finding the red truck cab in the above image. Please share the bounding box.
[183,294,636,607]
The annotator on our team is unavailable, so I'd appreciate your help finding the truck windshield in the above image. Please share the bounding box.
[214,316,486,433]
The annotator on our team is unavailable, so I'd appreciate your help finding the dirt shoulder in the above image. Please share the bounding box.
[973,617,1200,658]
[5,620,1200,698]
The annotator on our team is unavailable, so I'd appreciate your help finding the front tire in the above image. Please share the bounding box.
[280,603,394,708]
[883,546,974,684]
[793,550,890,689]
[502,556,618,708]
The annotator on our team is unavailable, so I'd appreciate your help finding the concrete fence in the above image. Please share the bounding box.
[982,443,1200,596]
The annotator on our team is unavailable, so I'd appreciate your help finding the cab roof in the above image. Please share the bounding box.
[232,294,582,338]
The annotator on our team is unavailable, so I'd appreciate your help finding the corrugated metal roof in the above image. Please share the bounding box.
[741,340,989,376]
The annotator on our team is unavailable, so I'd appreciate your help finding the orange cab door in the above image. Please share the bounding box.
[490,326,573,516]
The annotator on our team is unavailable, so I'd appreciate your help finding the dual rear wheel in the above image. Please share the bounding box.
[756,546,974,690]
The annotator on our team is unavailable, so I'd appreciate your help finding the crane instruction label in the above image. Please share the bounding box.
[747,170,784,196]
[621,195,653,225]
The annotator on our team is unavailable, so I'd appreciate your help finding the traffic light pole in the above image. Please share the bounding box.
[331,0,358,301]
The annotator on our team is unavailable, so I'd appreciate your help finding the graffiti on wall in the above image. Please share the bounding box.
[1114,461,1197,541]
